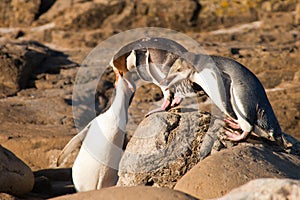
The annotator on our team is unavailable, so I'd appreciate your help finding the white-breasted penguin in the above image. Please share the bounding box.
[164,52,289,148]
[110,37,205,115]
[57,74,135,192]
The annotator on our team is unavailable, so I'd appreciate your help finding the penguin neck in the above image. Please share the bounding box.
[110,87,131,132]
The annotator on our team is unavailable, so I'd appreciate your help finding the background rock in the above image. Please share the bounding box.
[0,0,41,27]
[0,40,76,97]
[50,186,197,200]
[218,178,300,200]
[174,144,300,199]
[0,145,34,195]
[0,0,299,199]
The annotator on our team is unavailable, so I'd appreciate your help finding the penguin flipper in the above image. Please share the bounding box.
[56,123,91,166]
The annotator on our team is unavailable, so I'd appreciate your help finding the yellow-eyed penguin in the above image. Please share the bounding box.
[57,73,135,192]
[163,52,290,148]
[110,37,204,115]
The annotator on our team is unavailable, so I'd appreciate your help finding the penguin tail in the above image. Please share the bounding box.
[56,124,90,167]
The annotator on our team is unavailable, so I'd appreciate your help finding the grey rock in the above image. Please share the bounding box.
[117,110,226,188]
[0,145,34,195]
[218,178,300,200]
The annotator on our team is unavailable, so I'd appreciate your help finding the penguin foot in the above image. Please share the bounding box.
[225,130,250,142]
[171,97,183,107]
[145,99,171,117]
[224,118,241,130]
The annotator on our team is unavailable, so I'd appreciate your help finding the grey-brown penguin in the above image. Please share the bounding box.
[110,37,204,115]
[164,52,290,148]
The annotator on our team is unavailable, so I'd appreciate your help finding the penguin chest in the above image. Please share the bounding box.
[82,119,125,167]
[191,69,227,113]
[231,87,252,132]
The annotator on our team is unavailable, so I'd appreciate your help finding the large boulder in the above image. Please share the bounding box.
[50,186,197,200]
[117,110,228,188]
[218,178,300,200]
[174,144,300,199]
[0,145,34,195]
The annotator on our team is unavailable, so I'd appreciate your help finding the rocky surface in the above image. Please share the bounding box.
[0,0,299,199]
[0,145,34,196]
[50,186,197,200]
[174,144,300,199]
[117,110,213,188]
[217,178,300,200]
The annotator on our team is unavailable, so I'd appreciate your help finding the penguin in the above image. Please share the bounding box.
[163,52,290,148]
[57,73,135,192]
[110,37,204,115]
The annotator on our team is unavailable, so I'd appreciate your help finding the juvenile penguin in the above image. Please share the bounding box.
[57,73,135,192]
[110,37,204,114]
[164,52,289,148]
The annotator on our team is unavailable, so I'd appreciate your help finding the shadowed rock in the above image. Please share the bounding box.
[0,145,34,195]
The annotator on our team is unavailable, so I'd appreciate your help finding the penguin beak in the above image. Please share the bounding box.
[123,72,135,93]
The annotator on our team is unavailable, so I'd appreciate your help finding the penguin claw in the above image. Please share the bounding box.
[224,118,241,130]
[171,97,183,107]
[145,99,171,117]
[225,130,249,142]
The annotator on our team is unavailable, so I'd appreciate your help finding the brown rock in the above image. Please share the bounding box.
[174,144,300,199]
[218,178,300,200]
[0,40,47,97]
[0,145,34,195]
[0,0,41,27]
[0,40,77,97]
[296,3,300,25]
[50,186,197,200]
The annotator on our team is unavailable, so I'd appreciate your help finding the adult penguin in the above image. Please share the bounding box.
[163,52,290,148]
[110,37,204,115]
[57,73,135,191]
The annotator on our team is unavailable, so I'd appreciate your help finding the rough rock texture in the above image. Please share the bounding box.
[50,186,197,200]
[0,145,34,195]
[0,40,76,97]
[218,178,300,200]
[117,110,215,188]
[174,144,300,199]
[0,0,41,27]
[0,0,299,199]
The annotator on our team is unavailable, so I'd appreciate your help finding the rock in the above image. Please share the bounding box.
[0,145,34,195]
[50,186,197,200]
[38,1,126,31]
[0,0,41,27]
[218,178,300,200]
[295,3,300,25]
[0,40,47,97]
[30,168,75,199]
[117,110,227,188]
[174,144,300,199]
[0,193,17,200]
[0,40,77,97]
